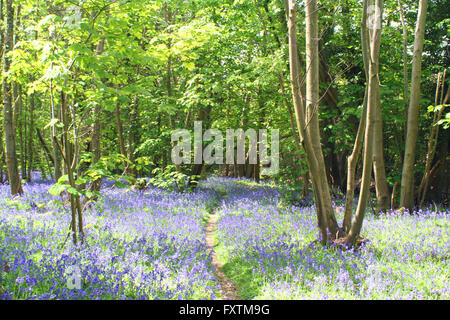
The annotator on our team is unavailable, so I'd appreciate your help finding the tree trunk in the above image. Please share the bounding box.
[344,0,371,232]
[61,92,84,244]
[52,100,62,181]
[115,102,127,157]
[287,0,338,243]
[0,143,5,184]
[346,0,383,245]
[27,94,35,182]
[400,0,429,211]
[305,0,339,238]
[398,0,409,141]
[88,38,105,194]
[14,85,26,180]
[373,68,390,212]
[418,73,448,205]
[255,0,307,187]
[128,95,139,178]
[36,128,54,167]
[436,128,449,203]
[13,5,25,180]
[2,0,23,196]
[88,102,102,192]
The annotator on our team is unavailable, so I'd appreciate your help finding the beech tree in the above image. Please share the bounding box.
[400,0,429,211]
[287,0,385,246]
[287,0,339,243]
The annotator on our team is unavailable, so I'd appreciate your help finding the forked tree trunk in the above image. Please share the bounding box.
[400,0,429,211]
[287,0,338,243]
[61,92,84,244]
[346,0,383,245]
[305,0,339,238]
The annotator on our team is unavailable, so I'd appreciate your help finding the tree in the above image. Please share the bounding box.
[372,1,390,212]
[287,0,385,246]
[2,0,23,196]
[287,0,338,243]
[400,0,429,211]
[343,0,371,232]
[346,0,384,244]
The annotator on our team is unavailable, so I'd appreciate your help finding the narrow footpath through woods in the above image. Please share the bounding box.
[205,196,240,300]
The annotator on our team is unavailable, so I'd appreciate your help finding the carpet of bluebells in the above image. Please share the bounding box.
[0,173,221,300]
[0,173,449,300]
[207,177,449,300]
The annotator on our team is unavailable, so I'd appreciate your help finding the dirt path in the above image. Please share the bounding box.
[205,211,240,300]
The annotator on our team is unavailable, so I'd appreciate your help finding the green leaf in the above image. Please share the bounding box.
[67,186,82,197]
[48,183,67,196]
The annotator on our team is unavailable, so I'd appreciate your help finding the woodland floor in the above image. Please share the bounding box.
[0,175,449,300]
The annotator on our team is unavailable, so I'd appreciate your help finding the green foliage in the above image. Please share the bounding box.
[48,153,134,200]
[149,165,191,192]
[1,0,448,206]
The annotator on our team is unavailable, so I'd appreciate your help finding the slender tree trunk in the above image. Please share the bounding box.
[346,0,383,245]
[418,73,448,205]
[0,143,4,184]
[343,91,368,232]
[0,153,4,183]
[115,103,127,157]
[27,94,35,182]
[254,0,308,188]
[61,92,84,244]
[400,0,429,211]
[36,128,54,167]
[128,95,139,178]
[391,181,399,209]
[52,101,62,181]
[436,128,449,202]
[13,5,25,180]
[88,38,105,194]
[14,85,26,180]
[38,149,48,180]
[344,0,371,231]
[2,0,23,196]
[398,0,409,140]
[88,102,102,192]
[305,0,339,238]
[372,62,390,212]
